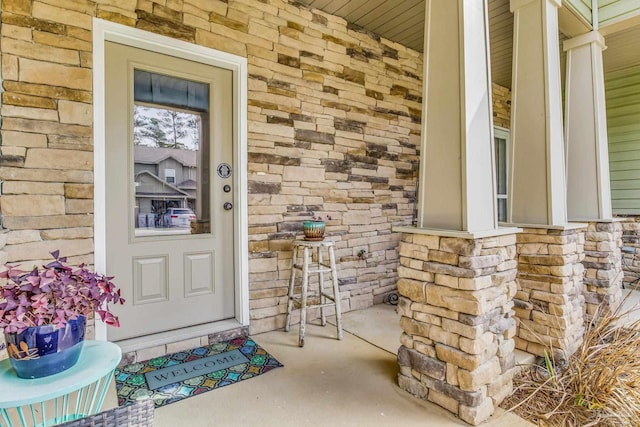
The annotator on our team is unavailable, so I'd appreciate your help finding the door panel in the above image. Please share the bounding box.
[105,42,235,342]
[184,251,215,297]
[133,256,168,304]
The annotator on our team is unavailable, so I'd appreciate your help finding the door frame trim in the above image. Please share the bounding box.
[92,18,249,342]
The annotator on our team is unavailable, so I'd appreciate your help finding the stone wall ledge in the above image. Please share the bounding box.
[393,226,522,239]
[505,222,588,231]
[571,218,625,224]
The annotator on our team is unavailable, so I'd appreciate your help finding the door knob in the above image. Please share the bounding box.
[224,202,233,210]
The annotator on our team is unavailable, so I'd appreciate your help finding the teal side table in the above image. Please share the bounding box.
[0,341,122,427]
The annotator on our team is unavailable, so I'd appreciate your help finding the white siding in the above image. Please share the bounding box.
[606,66,640,214]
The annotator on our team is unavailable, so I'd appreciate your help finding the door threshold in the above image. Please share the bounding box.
[114,319,244,355]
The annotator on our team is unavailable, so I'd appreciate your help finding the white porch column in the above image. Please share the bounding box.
[564,31,612,221]
[509,0,567,226]
[398,2,518,425]
[416,0,497,233]
[564,32,622,315]
[509,0,588,360]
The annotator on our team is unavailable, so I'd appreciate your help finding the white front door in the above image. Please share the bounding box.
[104,41,235,342]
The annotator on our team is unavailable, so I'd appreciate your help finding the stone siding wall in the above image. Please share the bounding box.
[397,232,517,425]
[0,0,423,335]
[492,83,511,129]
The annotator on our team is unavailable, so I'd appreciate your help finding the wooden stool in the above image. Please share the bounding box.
[285,239,343,347]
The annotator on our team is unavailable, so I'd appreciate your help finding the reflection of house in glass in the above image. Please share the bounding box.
[134,145,197,227]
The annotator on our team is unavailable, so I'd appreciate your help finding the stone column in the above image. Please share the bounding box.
[583,221,623,316]
[397,231,518,425]
[514,226,586,358]
[508,0,588,359]
[395,1,520,424]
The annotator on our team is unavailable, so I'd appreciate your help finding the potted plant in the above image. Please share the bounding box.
[0,250,124,378]
[302,214,331,241]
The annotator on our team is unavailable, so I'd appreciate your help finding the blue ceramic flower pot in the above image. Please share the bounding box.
[4,315,86,379]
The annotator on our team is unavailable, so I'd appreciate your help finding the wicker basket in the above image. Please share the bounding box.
[54,399,154,427]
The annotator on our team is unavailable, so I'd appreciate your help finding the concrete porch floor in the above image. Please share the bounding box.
[106,303,533,426]
[621,287,640,325]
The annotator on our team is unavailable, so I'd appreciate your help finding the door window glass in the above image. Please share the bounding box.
[133,70,210,236]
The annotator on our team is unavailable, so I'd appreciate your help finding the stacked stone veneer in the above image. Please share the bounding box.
[621,217,640,287]
[514,227,586,358]
[583,221,623,317]
[397,232,517,425]
[0,0,426,336]
[491,83,511,130]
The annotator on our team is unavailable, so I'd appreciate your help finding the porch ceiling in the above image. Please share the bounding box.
[602,24,640,74]
[297,0,640,88]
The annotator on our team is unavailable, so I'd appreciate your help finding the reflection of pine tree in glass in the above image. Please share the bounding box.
[134,106,199,150]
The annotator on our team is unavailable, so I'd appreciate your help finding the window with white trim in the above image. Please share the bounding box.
[164,168,176,184]
[494,127,509,222]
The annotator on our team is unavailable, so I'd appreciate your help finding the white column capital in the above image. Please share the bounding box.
[510,0,561,13]
[563,30,606,51]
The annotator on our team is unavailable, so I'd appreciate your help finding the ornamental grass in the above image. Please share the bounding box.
[504,299,640,426]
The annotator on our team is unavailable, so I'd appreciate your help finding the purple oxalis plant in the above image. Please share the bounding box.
[0,250,125,333]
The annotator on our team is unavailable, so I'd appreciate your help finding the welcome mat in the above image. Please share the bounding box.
[115,337,283,408]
